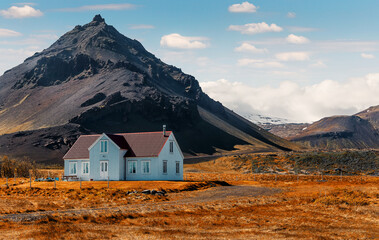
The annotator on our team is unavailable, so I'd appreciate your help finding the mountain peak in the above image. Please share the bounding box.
[92,14,105,23]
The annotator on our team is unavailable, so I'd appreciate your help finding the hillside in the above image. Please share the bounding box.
[290,115,379,150]
[355,105,379,130]
[0,15,300,163]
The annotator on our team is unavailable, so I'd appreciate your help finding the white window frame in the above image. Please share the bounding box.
[69,162,77,175]
[128,160,137,174]
[141,160,151,174]
[176,161,180,174]
[82,161,90,175]
[162,160,168,175]
[100,140,108,153]
[169,141,174,153]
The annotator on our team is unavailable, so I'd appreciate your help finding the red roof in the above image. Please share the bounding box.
[63,131,172,159]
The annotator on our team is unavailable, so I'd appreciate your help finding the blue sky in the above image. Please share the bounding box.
[1,1,379,122]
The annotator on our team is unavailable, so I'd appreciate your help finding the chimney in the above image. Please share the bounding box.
[163,125,166,137]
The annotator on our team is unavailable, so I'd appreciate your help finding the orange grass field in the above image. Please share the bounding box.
[0,172,377,239]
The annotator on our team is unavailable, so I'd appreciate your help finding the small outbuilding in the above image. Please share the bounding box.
[63,127,183,181]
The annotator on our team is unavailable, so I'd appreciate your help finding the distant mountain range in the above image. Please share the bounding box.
[241,112,291,125]
[0,15,300,164]
[262,105,379,150]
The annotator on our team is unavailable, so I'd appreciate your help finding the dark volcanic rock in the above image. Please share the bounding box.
[81,93,106,107]
[0,15,299,163]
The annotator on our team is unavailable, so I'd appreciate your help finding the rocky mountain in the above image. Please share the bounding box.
[290,111,379,150]
[355,105,379,130]
[260,123,310,139]
[0,15,300,164]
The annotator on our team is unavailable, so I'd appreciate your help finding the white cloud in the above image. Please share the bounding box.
[57,4,136,12]
[0,5,43,19]
[237,58,284,68]
[228,22,282,34]
[310,60,327,68]
[160,33,208,49]
[235,43,267,54]
[286,34,310,44]
[129,24,155,30]
[361,53,375,59]
[0,28,22,37]
[228,2,257,13]
[287,12,296,18]
[200,73,379,122]
[276,52,310,61]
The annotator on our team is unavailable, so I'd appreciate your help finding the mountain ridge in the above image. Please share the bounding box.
[289,107,379,150]
[0,15,300,163]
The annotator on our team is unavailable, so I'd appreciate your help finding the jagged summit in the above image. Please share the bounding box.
[0,16,299,163]
[92,14,105,23]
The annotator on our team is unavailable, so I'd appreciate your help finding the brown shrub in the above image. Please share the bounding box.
[313,188,372,206]
[0,156,37,178]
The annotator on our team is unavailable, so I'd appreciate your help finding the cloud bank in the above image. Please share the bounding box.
[235,43,267,53]
[0,5,43,19]
[286,34,310,44]
[200,74,379,123]
[228,2,257,13]
[361,53,375,59]
[276,52,310,61]
[160,33,208,49]
[228,22,282,34]
[0,28,22,37]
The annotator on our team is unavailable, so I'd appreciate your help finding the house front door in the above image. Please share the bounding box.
[100,161,108,180]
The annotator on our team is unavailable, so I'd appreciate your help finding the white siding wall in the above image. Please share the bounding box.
[64,159,90,180]
[125,133,183,181]
[88,135,123,181]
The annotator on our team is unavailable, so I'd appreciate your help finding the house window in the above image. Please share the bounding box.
[82,162,89,175]
[69,162,77,175]
[128,161,137,174]
[176,161,180,174]
[169,141,174,153]
[162,160,168,174]
[100,140,108,153]
[142,161,150,174]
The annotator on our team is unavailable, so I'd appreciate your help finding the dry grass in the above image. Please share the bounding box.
[2,179,377,239]
[0,180,220,215]
[0,173,377,239]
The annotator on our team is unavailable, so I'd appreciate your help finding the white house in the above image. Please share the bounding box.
[63,127,183,181]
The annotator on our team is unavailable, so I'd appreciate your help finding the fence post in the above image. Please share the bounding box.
[80,178,82,189]
[14,168,17,185]
[107,176,109,188]
[29,173,32,188]
[6,177,8,188]
[54,179,56,189]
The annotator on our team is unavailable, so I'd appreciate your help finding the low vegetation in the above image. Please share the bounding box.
[0,152,377,239]
[186,150,379,176]
[0,174,377,239]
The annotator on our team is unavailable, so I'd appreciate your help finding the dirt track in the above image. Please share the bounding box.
[0,185,279,222]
